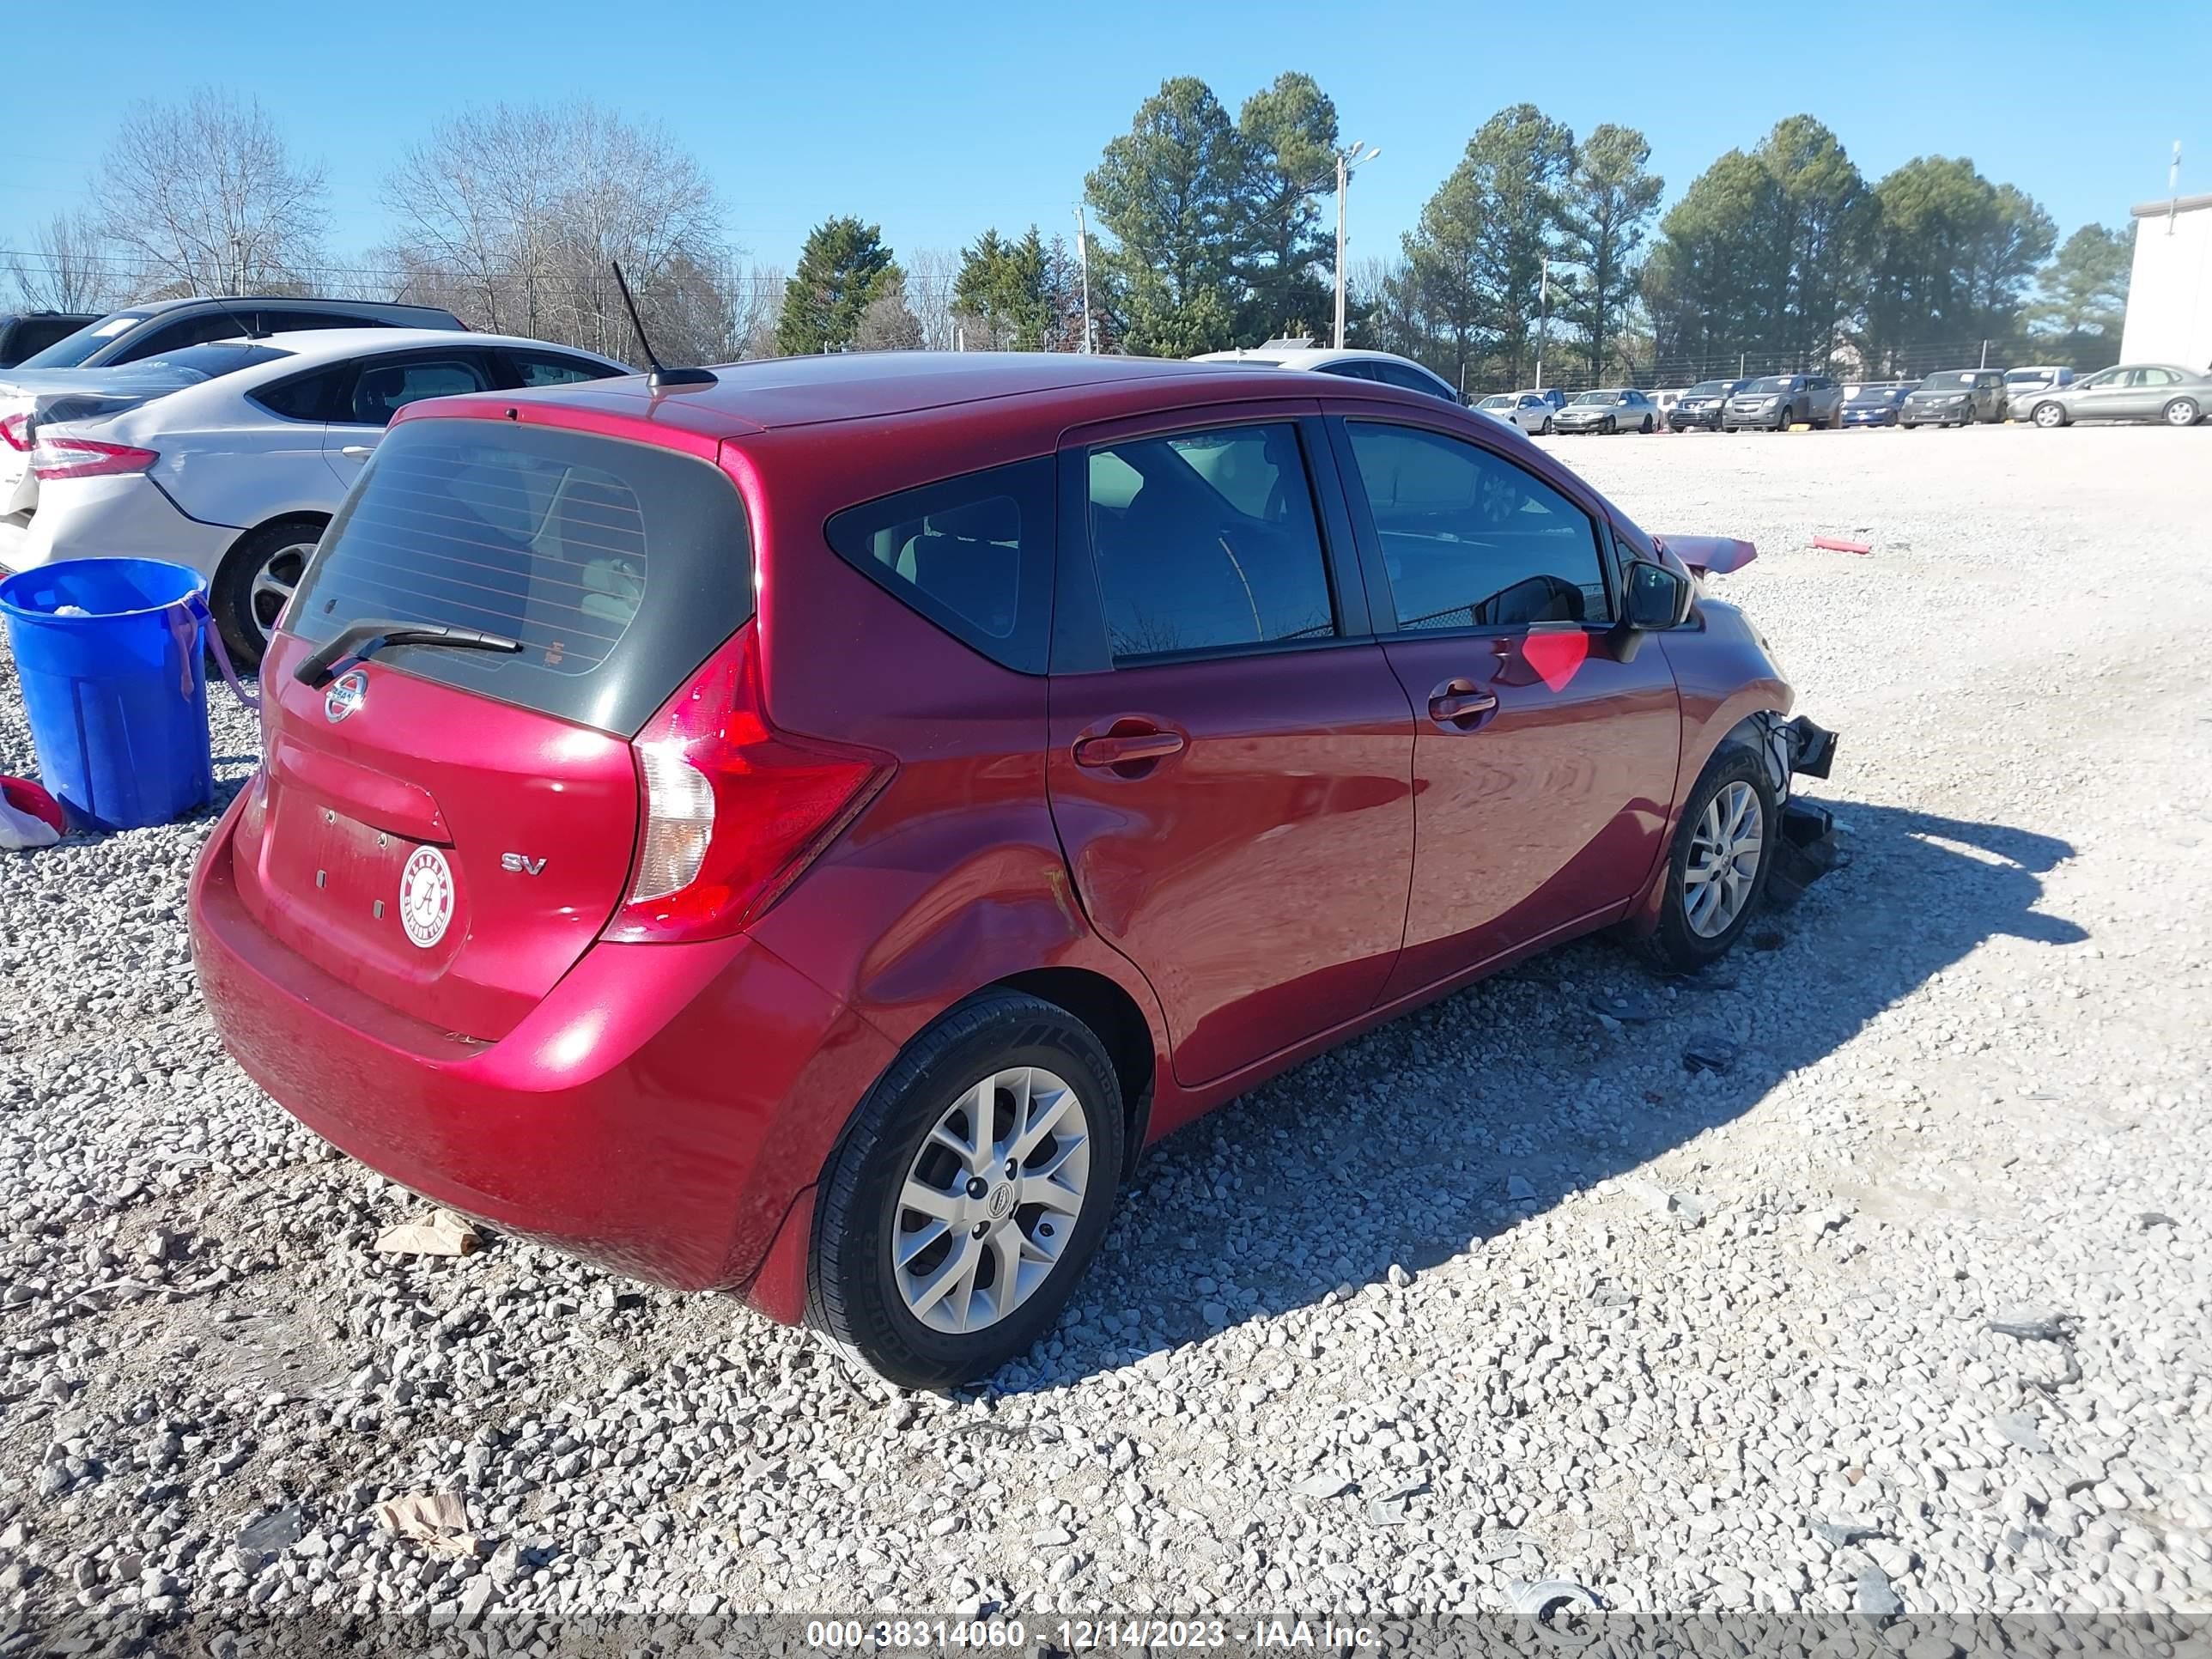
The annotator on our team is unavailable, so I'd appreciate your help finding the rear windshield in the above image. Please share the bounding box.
[286,418,753,735]
[1743,376,1796,392]
[15,311,152,370]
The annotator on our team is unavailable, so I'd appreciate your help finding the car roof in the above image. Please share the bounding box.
[121,295,459,319]
[1189,345,1435,372]
[247,327,622,363]
[450,350,1358,437]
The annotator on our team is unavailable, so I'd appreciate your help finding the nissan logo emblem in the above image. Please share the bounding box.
[325,668,368,724]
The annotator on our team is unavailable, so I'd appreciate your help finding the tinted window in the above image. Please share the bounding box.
[1374,362,1450,399]
[252,365,355,422]
[289,420,753,734]
[824,459,1054,673]
[1344,421,1610,630]
[1313,361,1377,382]
[508,351,620,388]
[15,310,152,369]
[259,307,388,336]
[1087,422,1335,661]
[346,355,492,425]
[114,312,260,362]
[8,317,87,359]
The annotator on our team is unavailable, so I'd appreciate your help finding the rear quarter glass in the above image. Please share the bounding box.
[285,418,755,736]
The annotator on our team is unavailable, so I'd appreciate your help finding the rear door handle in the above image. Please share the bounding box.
[1073,728,1186,770]
[1427,678,1498,729]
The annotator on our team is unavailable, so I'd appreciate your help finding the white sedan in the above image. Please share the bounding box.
[0,328,629,664]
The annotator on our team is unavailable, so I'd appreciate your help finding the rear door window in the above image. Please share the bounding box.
[1085,422,1336,661]
[1342,421,1611,629]
[346,354,495,425]
[504,349,622,388]
[823,459,1054,674]
[286,419,754,734]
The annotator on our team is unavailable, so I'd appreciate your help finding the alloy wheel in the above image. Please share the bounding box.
[1683,781,1764,939]
[2034,403,2063,428]
[2164,398,2200,428]
[249,541,316,646]
[892,1066,1091,1335]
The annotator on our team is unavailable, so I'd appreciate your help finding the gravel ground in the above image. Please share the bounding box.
[1,423,2209,1640]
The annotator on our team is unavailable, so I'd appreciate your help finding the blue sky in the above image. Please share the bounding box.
[4,1,2203,280]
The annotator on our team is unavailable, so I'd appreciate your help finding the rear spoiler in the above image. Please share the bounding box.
[1655,534,1757,577]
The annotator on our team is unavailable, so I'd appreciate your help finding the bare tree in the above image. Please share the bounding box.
[854,289,923,351]
[728,263,785,358]
[905,248,959,350]
[380,101,732,362]
[94,89,326,294]
[7,213,129,311]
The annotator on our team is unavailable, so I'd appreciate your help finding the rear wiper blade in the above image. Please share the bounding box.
[295,619,523,688]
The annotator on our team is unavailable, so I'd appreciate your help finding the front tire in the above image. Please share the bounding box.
[2033,401,2066,428]
[1540,416,1553,434]
[1639,415,1654,434]
[808,991,1125,1389]
[1641,744,1778,974]
[2163,397,2202,428]
[211,516,328,671]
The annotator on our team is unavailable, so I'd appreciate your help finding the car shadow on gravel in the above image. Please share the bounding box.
[988,801,2083,1395]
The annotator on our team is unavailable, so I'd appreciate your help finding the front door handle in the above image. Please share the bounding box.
[1427,678,1498,729]
[340,445,376,459]
[1073,727,1186,771]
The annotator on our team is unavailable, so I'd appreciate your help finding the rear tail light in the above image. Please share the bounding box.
[0,414,28,452]
[606,620,890,943]
[29,435,159,481]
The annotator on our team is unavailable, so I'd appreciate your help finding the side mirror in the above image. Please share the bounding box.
[1623,561,1692,630]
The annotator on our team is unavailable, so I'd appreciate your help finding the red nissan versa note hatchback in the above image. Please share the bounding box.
[189,352,1837,1387]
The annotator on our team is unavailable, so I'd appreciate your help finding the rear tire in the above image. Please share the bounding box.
[2163,397,2202,428]
[1639,744,1778,975]
[808,991,1125,1389]
[211,516,328,671]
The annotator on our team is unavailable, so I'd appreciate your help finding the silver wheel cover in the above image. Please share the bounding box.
[1683,780,1764,939]
[893,1066,1091,1334]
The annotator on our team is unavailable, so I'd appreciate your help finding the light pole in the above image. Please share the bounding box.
[1534,258,1553,392]
[1073,204,1093,354]
[1333,141,1380,349]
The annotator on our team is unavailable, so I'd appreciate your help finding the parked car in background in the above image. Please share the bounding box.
[0,311,99,370]
[9,296,466,373]
[1841,383,1914,428]
[2003,365,2075,416]
[1899,369,2008,428]
[1473,390,1554,434]
[0,329,628,664]
[1190,339,1462,404]
[1723,374,1844,431]
[188,351,1838,1388]
[2014,363,2212,428]
[1553,387,1660,434]
[1668,380,1751,431]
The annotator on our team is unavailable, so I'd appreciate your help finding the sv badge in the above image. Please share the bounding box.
[500,853,547,876]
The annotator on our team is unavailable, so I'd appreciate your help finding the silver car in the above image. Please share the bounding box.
[1472,390,1557,434]
[2015,363,2212,428]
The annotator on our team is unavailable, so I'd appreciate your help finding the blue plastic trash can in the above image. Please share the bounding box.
[0,557,215,831]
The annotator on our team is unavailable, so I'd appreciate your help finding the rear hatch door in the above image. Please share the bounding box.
[232,414,755,1039]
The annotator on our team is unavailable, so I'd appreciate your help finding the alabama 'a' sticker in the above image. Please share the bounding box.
[398,845,455,949]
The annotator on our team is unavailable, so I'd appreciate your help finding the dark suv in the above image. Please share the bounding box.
[12,296,465,372]
[191,353,1837,1387]
[1668,380,1750,431]
[0,310,99,369]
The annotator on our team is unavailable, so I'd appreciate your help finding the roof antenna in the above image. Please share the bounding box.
[611,262,715,390]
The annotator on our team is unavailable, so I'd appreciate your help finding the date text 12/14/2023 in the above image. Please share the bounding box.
[804,1619,1382,1650]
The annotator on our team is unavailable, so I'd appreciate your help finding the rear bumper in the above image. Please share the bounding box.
[0,476,234,576]
[188,794,896,1304]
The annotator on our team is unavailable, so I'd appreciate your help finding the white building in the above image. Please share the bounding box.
[2121,191,2212,369]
